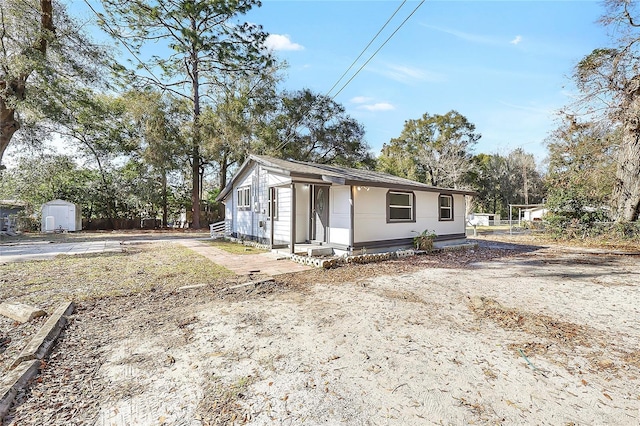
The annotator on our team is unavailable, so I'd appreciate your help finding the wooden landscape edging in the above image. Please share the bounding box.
[0,301,75,423]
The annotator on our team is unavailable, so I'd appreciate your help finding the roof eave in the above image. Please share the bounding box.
[216,157,254,202]
[344,179,476,195]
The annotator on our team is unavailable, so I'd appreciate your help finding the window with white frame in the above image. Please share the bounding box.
[439,194,453,220]
[387,191,415,222]
[268,187,278,219]
[237,186,250,210]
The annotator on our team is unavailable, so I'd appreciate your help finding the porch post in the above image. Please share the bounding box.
[349,185,355,250]
[509,204,512,235]
[290,183,296,254]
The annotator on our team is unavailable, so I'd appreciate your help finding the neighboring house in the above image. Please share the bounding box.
[217,155,474,255]
[41,199,82,232]
[522,206,547,222]
[0,200,26,232]
[468,213,501,227]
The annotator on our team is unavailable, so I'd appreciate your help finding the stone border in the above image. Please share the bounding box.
[0,301,75,422]
[0,302,46,323]
[0,360,39,421]
[286,242,479,269]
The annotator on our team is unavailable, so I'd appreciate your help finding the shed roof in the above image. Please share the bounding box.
[217,155,475,201]
[42,199,78,206]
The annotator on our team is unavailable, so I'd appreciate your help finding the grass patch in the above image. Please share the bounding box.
[0,242,233,310]
[205,240,268,255]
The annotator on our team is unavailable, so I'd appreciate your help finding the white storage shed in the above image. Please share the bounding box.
[41,199,82,232]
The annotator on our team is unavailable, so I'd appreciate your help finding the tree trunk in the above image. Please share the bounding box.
[219,149,229,190]
[190,22,201,229]
[522,162,529,205]
[191,143,200,228]
[0,0,54,165]
[0,89,20,165]
[191,38,200,229]
[612,131,640,221]
[161,171,168,227]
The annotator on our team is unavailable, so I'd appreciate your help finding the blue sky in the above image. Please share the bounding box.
[56,0,609,166]
[246,1,609,162]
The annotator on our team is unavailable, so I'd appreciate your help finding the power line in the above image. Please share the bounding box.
[325,0,407,98]
[274,1,425,152]
[331,0,426,100]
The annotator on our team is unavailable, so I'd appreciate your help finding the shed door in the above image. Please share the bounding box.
[51,206,69,230]
[312,186,329,242]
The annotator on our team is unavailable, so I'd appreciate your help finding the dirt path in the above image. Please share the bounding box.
[5,245,640,425]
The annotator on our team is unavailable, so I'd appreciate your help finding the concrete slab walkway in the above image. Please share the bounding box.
[0,241,123,263]
[179,240,312,276]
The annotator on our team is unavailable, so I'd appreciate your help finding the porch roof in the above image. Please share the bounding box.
[217,154,475,202]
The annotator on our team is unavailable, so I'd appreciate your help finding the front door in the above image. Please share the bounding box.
[312,186,329,242]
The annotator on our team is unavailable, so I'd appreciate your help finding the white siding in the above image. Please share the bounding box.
[230,165,271,241]
[295,185,310,243]
[273,187,291,243]
[255,165,269,241]
[329,185,351,246]
[268,173,291,187]
[353,188,466,243]
[233,169,255,236]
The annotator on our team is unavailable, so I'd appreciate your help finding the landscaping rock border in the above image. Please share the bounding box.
[0,302,46,324]
[0,301,75,423]
[286,242,479,269]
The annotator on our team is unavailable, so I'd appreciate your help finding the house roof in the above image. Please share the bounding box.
[217,155,475,201]
[0,199,27,207]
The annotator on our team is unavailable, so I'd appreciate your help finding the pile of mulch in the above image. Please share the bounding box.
[468,296,640,376]
[468,296,594,350]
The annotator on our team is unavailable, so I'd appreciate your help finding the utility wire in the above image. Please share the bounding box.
[86,0,425,155]
[331,0,425,100]
[274,1,425,152]
[325,0,407,98]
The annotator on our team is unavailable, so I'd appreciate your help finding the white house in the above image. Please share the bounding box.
[522,206,547,222]
[217,155,473,255]
[41,199,82,232]
[468,213,500,227]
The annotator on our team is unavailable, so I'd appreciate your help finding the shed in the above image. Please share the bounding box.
[468,213,500,227]
[41,199,82,232]
[522,206,547,222]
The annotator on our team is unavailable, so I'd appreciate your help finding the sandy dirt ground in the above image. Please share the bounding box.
[4,241,640,425]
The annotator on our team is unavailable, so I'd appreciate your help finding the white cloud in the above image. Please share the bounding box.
[358,102,395,112]
[424,24,523,47]
[387,65,425,79]
[423,24,498,45]
[264,34,304,51]
[350,96,373,104]
[375,63,445,83]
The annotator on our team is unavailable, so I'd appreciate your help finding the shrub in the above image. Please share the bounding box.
[414,229,436,251]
